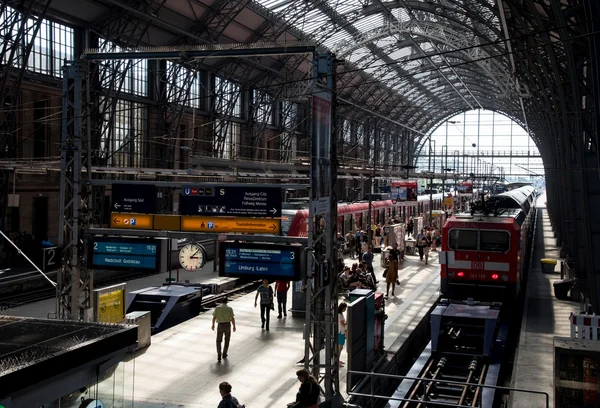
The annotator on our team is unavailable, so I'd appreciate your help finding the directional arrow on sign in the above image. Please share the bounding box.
[113,218,119,224]
[114,203,121,209]
[269,208,277,214]
[270,224,277,230]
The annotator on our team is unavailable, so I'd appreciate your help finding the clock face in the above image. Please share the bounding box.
[179,243,205,271]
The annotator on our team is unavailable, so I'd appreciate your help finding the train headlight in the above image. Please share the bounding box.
[448,271,455,278]
[501,274,509,281]
[457,271,465,278]
[492,274,499,280]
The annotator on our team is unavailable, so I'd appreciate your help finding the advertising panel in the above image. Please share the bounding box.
[311,93,332,201]
[457,181,474,194]
[390,180,418,202]
[94,283,126,323]
[219,241,302,280]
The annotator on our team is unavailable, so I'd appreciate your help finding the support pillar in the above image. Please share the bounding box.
[304,52,340,401]
[58,60,93,320]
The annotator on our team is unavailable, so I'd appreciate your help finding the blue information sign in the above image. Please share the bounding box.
[89,238,159,271]
[219,242,302,280]
[92,254,157,269]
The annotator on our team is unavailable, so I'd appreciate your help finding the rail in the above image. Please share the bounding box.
[346,371,549,408]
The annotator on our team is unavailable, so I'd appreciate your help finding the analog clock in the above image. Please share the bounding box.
[179,243,206,271]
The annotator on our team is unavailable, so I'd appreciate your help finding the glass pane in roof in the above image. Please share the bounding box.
[299,9,329,34]
[354,14,384,34]
[322,30,352,49]
[388,48,412,61]
[260,0,290,8]
[392,8,411,23]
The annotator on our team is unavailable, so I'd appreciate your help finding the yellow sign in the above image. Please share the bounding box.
[443,197,453,206]
[181,216,281,234]
[97,289,125,323]
[111,212,153,229]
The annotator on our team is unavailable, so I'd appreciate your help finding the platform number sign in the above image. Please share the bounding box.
[471,261,484,270]
[42,246,62,272]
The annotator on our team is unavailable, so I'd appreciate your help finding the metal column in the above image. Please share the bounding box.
[304,52,340,401]
[58,61,93,320]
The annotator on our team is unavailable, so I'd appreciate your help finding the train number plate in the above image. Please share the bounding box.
[471,261,484,270]
[469,273,487,280]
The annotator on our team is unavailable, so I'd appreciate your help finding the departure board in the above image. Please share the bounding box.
[219,241,302,280]
[89,238,159,271]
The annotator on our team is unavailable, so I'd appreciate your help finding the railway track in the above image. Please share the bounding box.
[401,355,488,407]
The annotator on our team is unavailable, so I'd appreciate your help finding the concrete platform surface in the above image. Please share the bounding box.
[2,247,442,407]
[510,194,578,408]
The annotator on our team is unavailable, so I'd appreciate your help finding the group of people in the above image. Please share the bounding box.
[340,262,376,290]
[212,279,290,362]
[211,278,343,408]
[216,368,320,408]
[414,227,442,265]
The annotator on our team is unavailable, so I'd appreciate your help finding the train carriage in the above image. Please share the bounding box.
[284,192,447,237]
[440,186,536,301]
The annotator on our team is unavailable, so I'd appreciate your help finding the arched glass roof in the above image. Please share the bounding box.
[416,110,543,181]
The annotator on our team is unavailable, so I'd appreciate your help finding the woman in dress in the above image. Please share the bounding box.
[338,302,348,366]
[386,243,400,298]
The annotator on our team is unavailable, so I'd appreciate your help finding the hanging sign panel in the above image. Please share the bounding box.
[219,241,302,280]
[181,216,281,234]
[112,184,156,213]
[390,180,418,202]
[179,186,282,218]
[89,238,159,271]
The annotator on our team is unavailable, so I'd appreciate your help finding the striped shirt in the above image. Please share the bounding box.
[257,285,273,305]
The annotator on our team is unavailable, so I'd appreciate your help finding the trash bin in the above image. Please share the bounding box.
[541,258,557,274]
[405,239,416,256]
[380,248,390,268]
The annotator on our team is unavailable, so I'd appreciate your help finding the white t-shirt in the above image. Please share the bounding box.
[338,312,346,334]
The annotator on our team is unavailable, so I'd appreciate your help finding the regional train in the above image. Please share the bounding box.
[440,185,537,301]
[283,192,447,237]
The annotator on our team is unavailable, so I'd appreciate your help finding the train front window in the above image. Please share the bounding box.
[448,229,478,251]
[480,231,510,252]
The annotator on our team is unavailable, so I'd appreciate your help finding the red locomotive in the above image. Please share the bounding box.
[440,186,536,301]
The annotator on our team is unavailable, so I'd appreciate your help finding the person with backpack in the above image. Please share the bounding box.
[217,382,244,408]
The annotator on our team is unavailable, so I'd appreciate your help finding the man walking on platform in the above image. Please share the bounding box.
[275,279,290,318]
[255,279,274,330]
[212,297,236,362]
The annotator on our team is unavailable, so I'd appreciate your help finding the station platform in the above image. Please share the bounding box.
[1,247,439,407]
[510,194,578,407]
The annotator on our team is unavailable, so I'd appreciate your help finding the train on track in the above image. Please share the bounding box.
[440,185,537,301]
[283,192,447,237]
[389,185,538,407]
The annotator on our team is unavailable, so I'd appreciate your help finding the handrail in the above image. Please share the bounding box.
[347,370,549,408]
